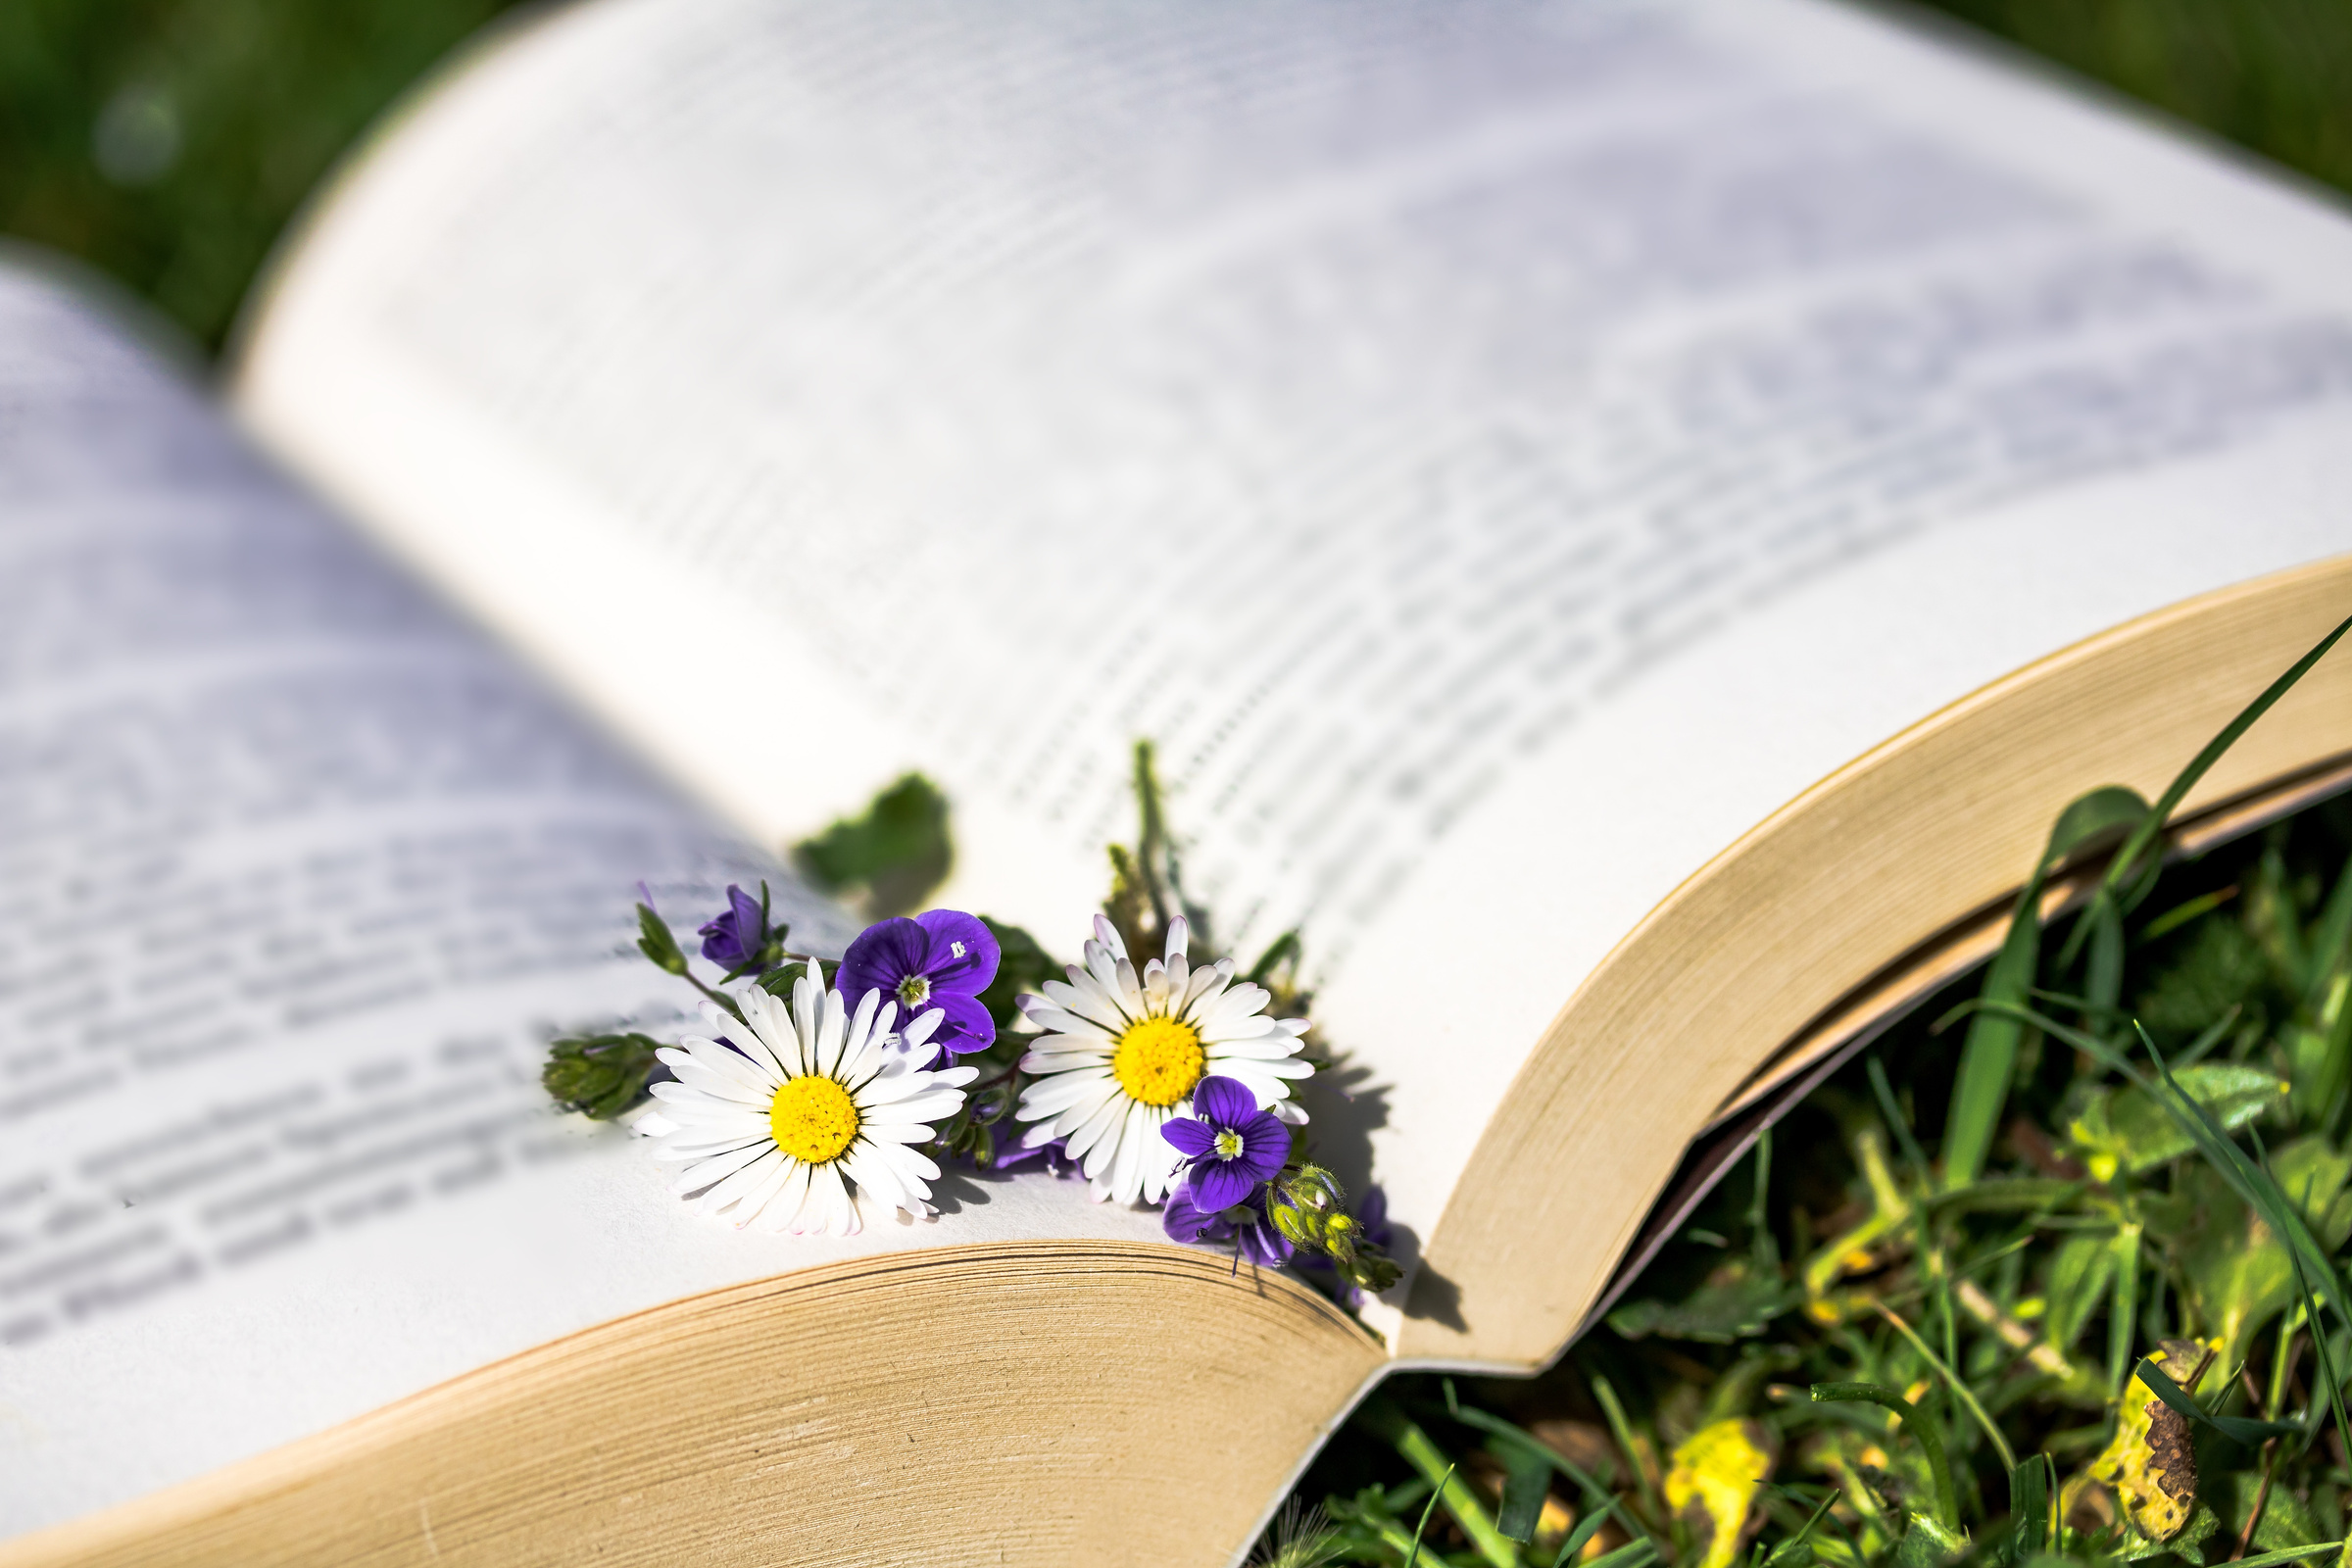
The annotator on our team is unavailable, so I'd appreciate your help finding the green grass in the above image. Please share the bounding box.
[0,0,525,352]
[1,0,2346,357]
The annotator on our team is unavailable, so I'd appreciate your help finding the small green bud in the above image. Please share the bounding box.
[635,904,690,977]
[543,1033,664,1120]
[1268,1193,1324,1250]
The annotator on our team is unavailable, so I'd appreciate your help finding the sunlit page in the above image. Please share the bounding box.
[237,0,2352,1328]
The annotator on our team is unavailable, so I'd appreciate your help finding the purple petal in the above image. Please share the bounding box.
[1161,1187,1216,1244]
[913,909,1000,994]
[1189,1159,1258,1215]
[1189,1075,1255,1129]
[1236,1114,1292,1183]
[1161,1117,1217,1158]
[928,990,997,1056]
[1239,1208,1295,1266]
[1357,1186,1391,1247]
[838,916,925,1005]
[728,884,763,932]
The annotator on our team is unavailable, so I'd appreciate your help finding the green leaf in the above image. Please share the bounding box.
[1607,1256,1797,1343]
[2136,917,2274,1039]
[2174,1136,2352,1375]
[1891,1515,1967,1568]
[2065,1061,2286,1181]
[791,773,953,918]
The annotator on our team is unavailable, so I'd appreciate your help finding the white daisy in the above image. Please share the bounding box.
[634,971,975,1236]
[1011,914,1311,1205]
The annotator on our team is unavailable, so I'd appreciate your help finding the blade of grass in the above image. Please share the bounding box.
[1585,1544,1661,1568]
[2103,612,2352,907]
[1499,1445,1551,1543]
[2133,1359,2295,1445]
[2230,1543,2351,1568]
[1592,1374,1663,1525]
[2010,1453,2053,1557]
[1552,1503,1613,1568]
[1811,1382,1958,1530]
[1403,1462,1456,1568]
[1944,785,2149,1188]
[1873,1300,2019,1470]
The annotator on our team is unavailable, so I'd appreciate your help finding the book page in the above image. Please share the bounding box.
[234,0,2352,1338]
[0,263,1169,1540]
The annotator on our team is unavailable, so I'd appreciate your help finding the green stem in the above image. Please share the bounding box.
[1810,1382,1958,1531]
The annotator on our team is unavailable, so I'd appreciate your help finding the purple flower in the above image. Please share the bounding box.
[838,909,1000,1058]
[1161,1076,1290,1213]
[992,1132,1076,1178]
[1163,1181,1293,1266]
[697,884,771,970]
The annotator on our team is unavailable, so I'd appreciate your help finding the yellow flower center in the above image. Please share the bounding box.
[1111,1016,1205,1107]
[896,973,931,1007]
[769,1075,860,1163]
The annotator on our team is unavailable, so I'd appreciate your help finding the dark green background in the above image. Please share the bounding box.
[4,0,2348,359]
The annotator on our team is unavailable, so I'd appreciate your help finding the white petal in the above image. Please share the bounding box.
[842,1146,909,1213]
[902,1006,943,1050]
[729,1152,797,1228]
[870,1139,943,1185]
[672,1139,771,1196]
[1019,1048,1115,1075]
[657,1129,773,1160]
[1055,1086,1129,1152]
[1091,914,1128,962]
[859,1121,947,1146]
[1019,1068,1116,1115]
[698,1148,784,1216]
[1067,1094,1128,1166]
[877,1089,965,1124]
[758,1160,814,1234]
[808,1164,855,1236]
[1163,915,1189,963]
[664,1054,776,1104]
[1199,1032,1298,1059]
[1107,1101,1152,1203]
[1047,976,1131,1035]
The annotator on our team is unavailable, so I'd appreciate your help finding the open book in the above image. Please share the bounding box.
[8,0,2352,1561]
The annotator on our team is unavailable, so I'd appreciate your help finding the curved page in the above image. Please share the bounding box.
[234,0,2352,1350]
[0,266,1169,1542]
